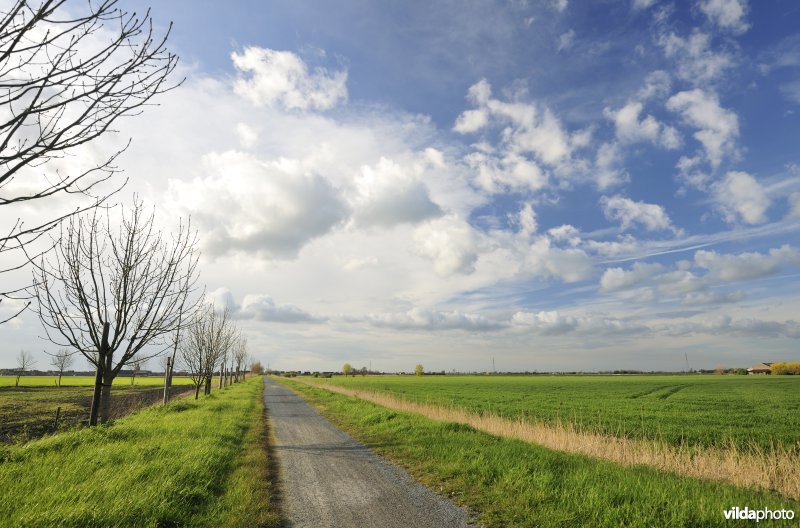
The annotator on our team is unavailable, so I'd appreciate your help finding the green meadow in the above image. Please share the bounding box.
[0,376,279,528]
[309,374,800,452]
[281,378,800,527]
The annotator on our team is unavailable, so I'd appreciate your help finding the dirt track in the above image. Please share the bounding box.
[263,377,476,528]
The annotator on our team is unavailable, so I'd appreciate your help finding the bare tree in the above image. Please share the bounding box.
[49,348,73,387]
[33,199,200,424]
[15,349,35,386]
[0,0,179,322]
[129,357,145,385]
[233,337,247,383]
[180,304,237,400]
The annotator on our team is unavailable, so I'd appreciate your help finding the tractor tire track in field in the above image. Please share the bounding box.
[263,377,476,528]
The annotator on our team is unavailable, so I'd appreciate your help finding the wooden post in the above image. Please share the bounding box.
[53,406,61,430]
[162,357,172,405]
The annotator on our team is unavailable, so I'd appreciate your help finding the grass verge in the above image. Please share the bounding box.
[279,377,799,528]
[0,376,281,528]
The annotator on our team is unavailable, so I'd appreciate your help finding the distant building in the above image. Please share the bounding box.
[747,362,774,375]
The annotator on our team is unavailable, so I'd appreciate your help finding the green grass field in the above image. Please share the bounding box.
[0,376,280,528]
[0,374,196,387]
[280,378,799,527]
[309,374,800,452]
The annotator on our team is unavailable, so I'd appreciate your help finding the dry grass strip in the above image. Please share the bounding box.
[297,379,800,499]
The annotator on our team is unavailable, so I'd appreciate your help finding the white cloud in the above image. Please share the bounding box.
[516,202,538,236]
[167,150,348,259]
[666,89,738,168]
[594,142,628,189]
[235,123,258,149]
[206,288,321,323]
[414,215,480,276]
[239,294,323,323]
[365,308,505,332]
[698,0,749,35]
[351,157,441,228]
[632,0,658,10]
[637,70,671,100]
[712,171,770,224]
[464,150,548,194]
[231,47,347,110]
[682,290,744,305]
[343,256,379,271]
[600,262,665,291]
[548,224,581,246]
[695,245,800,281]
[511,311,645,336]
[604,101,681,149]
[552,0,568,13]
[523,238,594,283]
[557,30,576,52]
[788,193,800,220]
[600,195,675,232]
[659,31,734,85]
[453,108,489,133]
[454,79,573,167]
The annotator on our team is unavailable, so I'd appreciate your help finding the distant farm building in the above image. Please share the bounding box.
[747,362,774,375]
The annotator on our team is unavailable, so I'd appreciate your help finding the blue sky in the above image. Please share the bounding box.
[2,0,800,372]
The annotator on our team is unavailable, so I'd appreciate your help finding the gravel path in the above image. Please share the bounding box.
[263,376,477,528]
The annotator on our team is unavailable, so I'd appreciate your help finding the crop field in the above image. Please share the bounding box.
[0,376,200,443]
[282,378,800,527]
[309,374,800,452]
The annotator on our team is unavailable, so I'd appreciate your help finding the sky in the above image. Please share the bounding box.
[1,0,800,373]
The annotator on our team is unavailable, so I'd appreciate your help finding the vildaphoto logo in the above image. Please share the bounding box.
[724,507,795,522]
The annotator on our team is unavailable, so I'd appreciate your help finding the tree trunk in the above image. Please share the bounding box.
[99,347,114,424]
[162,357,172,405]
[194,382,200,400]
[57,373,62,387]
[89,323,111,426]
[219,366,224,389]
[204,375,211,395]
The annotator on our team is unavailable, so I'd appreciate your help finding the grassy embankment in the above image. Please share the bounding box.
[0,376,202,443]
[279,378,799,527]
[0,376,280,528]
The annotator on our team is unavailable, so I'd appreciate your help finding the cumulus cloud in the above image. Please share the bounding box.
[351,157,441,228]
[600,195,676,232]
[464,150,548,194]
[414,215,480,276]
[523,238,594,283]
[666,89,738,168]
[511,310,646,336]
[454,79,573,166]
[231,47,347,110]
[604,101,680,149]
[365,308,505,331]
[659,31,734,85]
[600,262,665,291]
[632,0,659,10]
[712,171,770,224]
[637,70,671,100]
[788,193,800,220]
[698,0,749,35]
[594,142,628,189]
[167,150,347,259]
[695,245,800,281]
[206,288,321,323]
[659,315,800,339]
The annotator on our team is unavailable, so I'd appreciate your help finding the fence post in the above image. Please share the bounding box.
[54,406,61,430]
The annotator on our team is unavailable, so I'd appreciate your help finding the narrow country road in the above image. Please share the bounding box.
[263,376,477,528]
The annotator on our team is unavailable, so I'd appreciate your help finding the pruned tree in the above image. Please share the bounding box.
[233,336,247,383]
[0,0,179,322]
[180,304,236,400]
[15,349,35,386]
[33,199,200,424]
[49,348,73,387]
